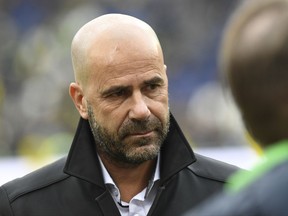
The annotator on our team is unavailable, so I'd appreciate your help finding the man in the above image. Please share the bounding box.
[0,14,237,216]
[184,0,288,215]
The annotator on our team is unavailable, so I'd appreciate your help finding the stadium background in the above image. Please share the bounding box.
[0,0,258,185]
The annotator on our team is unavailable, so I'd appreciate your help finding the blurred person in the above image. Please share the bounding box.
[0,14,238,216]
[183,0,288,215]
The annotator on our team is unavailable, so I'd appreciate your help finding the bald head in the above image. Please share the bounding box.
[221,0,288,145]
[71,14,164,87]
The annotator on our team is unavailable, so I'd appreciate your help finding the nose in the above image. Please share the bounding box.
[128,92,151,121]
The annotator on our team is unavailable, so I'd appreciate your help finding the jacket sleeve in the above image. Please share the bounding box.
[0,187,13,216]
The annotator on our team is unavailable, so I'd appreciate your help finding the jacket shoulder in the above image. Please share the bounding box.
[1,157,69,203]
[188,153,239,183]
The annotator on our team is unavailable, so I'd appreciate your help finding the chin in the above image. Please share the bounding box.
[126,144,160,162]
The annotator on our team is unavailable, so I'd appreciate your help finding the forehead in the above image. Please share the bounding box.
[84,22,165,89]
[87,40,165,88]
[93,56,166,89]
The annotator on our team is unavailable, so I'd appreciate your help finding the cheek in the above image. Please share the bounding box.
[94,103,127,134]
[149,93,169,121]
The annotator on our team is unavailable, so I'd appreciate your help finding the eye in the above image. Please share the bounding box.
[143,84,162,96]
[102,86,131,99]
[143,76,165,93]
[110,89,127,97]
[147,84,160,91]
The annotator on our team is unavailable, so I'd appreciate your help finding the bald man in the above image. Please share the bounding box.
[0,14,237,216]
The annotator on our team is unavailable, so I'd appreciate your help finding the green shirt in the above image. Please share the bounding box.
[226,140,288,193]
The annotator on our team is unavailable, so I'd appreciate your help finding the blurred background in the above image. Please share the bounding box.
[0,0,259,185]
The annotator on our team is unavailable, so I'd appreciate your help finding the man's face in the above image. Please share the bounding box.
[85,48,170,164]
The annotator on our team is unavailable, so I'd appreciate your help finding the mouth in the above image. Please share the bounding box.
[126,131,154,138]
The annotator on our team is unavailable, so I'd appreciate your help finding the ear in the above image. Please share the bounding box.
[69,82,88,119]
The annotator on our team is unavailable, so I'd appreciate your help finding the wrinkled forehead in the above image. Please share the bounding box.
[89,49,166,91]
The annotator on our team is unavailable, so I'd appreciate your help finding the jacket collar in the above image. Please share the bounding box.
[63,112,196,187]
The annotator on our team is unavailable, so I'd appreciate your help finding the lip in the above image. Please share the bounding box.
[128,131,154,137]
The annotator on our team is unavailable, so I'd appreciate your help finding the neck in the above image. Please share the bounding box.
[99,153,157,202]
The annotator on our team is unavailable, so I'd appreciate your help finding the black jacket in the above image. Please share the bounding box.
[0,114,238,216]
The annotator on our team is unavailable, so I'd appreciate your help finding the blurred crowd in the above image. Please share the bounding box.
[0,0,246,157]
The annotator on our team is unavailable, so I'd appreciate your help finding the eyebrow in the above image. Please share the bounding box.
[143,76,165,86]
[101,85,129,97]
[101,76,165,97]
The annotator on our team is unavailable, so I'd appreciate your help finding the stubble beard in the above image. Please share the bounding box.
[87,104,170,165]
